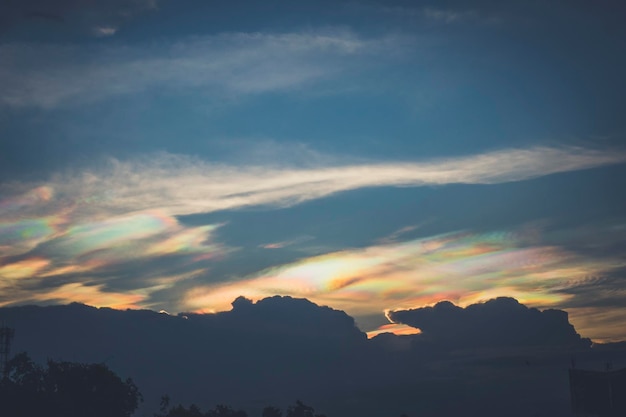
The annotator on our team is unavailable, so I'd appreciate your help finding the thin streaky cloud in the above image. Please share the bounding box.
[0,145,623,320]
[0,30,406,108]
[0,208,226,309]
[17,146,624,219]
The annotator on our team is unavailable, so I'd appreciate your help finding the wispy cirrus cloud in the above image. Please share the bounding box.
[0,189,228,309]
[0,209,226,309]
[1,145,624,326]
[0,30,405,108]
[17,145,624,218]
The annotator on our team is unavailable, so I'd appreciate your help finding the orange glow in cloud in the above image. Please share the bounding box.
[0,196,225,310]
[2,173,625,341]
[0,186,53,214]
[38,260,107,278]
[31,282,145,310]
[568,307,626,343]
[366,323,422,338]
[0,257,50,280]
[0,281,145,310]
[184,228,617,335]
[145,224,222,257]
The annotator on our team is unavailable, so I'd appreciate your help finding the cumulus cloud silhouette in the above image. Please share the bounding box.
[388,297,591,349]
[226,295,366,343]
[2,296,623,417]
[0,296,368,412]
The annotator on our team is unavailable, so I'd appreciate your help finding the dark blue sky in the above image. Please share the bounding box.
[1,0,625,341]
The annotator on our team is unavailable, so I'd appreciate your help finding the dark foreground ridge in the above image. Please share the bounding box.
[1,296,625,417]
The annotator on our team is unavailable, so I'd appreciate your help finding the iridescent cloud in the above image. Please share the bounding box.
[0,194,226,308]
[5,146,624,220]
[366,323,422,339]
[184,227,624,340]
[29,282,146,311]
[0,186,71,257]
[1,146,625,334]
[568,307,626,343]
[0,258,50,280]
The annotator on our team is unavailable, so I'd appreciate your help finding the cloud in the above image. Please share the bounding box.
[227,295,366,342]
[422,7,481,24]
[0,208,228,309]
[380,6,489,25]
[388,297,591,349]
[1,145,624,317]
[551,271,626,343]
[183,226,622,335]
[260,235,314,249]
[2,296,622,417]
[4,146,622,220]
[366,323,421,339]
[567,306,626,344]
[93,26,118,37]
[0,297,371,413]
[0,30,404,108]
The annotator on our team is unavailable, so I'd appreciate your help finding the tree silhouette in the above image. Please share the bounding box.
[286,400,326,417]
[159,404,205,417]
[0,352,141,417]
[155,401,248,417]
[208,404,248,417]
[262,405,283,417]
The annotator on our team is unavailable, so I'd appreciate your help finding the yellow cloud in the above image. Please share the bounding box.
[0,208,225,310]
[366,323,422,338]
[0,257,50,280]
[184,228,617,337]
[31,282,145,310]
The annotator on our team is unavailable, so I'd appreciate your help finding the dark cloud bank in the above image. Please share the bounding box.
[1,297,625,417]
[388,297,589,349]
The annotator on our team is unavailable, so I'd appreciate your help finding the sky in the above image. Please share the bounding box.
[1,0,626,342]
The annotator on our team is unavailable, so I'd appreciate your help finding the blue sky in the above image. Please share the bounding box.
[1,0,626,341]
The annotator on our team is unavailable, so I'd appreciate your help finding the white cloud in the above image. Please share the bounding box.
[4,145,622,221]
[372,5,500,26]
[422,8,476,23]
[1,145,624,330]
[93,26,118,37]
[0,31,404,108]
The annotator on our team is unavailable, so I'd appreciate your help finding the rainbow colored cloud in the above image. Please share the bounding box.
[184,228,623,340]
[1,146,625,341]
[0,186,227,309]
